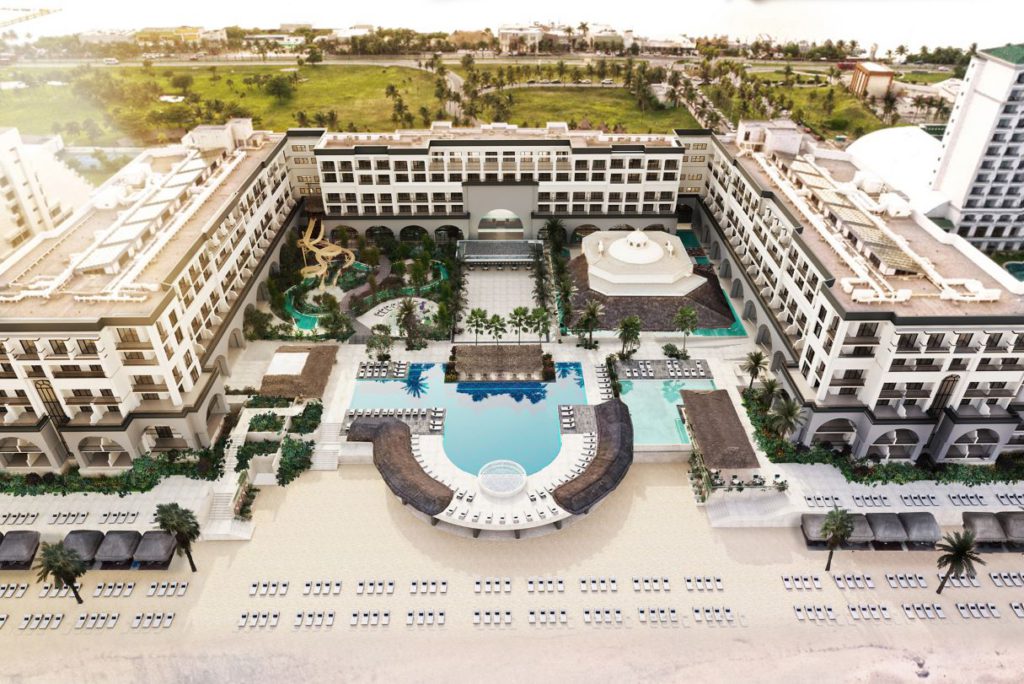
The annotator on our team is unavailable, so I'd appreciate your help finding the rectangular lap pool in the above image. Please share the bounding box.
[618,378,716,447]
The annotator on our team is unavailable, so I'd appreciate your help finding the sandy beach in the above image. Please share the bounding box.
[1,463,1023,683]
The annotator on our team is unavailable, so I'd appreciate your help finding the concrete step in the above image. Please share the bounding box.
[311,450,339,471]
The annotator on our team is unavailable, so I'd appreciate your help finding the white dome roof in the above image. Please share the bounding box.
[607,230,665,265]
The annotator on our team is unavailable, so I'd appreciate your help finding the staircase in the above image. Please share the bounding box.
[311,422,342,470]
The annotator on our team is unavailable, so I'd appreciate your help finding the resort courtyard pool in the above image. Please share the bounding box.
[349,362,585,475]
[619,378,716,446]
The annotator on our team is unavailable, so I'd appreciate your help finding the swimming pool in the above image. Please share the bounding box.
[1005,262,1024,282]
[619,378,716,446]
[349,362,586,475]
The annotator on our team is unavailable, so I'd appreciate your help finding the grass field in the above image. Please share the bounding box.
[480,87,700,133]
[895,70,953,84]
[0,65,440,144]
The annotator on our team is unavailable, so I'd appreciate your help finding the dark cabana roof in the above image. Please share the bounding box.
[996,511,1024,544]
[94,530,142,563]
[898,512,941,544]
[849,514,874,543]
[0,530,39,563]
[133,531,177,563]
[62,530,104,563]
[801,513,874,543]
[349,418,453,517]
[681,390,758,469]
[963,512,1007,543]
[866,513,908,543]
[553,399,634,515]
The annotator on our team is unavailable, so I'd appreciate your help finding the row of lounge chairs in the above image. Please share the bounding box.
[348,408,433,419]
[474,578,510,593]
[595,367,613,401]
[132,612,175,629]
[900,494,940,507]
[665,360,709,380]
[351,610,387,626]
[639,607,678,624]
[529,609,567,625]
[296,610,337,628]
[250,580,290,596]
[954,603,1000,619]
[804,495,844,508]
[527,577,564,593]
[91,582,136,598]
[356,361,407,380]
[684,576,723,592]
[581,576,618,592]
[622,362,655,379]
[473,610,507,625]
[996,493,1024,506]
[793,605,837,622]
[357,579,395,595]
[850,604,892,621]
[37,582,80,598]
[409,610,444,626]
[16,613,63,630]
[239,611,279,628]
[0,513,37,526]
[559,406,577,431]
[936,572,977,588]
[0,583,28,598]
[989,572,1024,587]
[301,580,340,596]
[584,608,623,624]
[691,606,735,623]
[145,581,186,597]
[885,573,929,589]
[833,574,875,590]
[410,580,447,594]
[901,604,942,620]
[75,613,120,630]
[781,575,822,591]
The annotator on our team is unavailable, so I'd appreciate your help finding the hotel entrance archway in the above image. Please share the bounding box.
[477,209,524,240]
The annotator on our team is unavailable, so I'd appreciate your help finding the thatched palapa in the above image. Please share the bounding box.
[681,390,758,470]
[553,399,634,515]
[453,344,544,381]
[349,418,454,516]
[259,344,338,399]
[866,513,908,543]
[0,530,40,567]
[62,530,104,563]
[997,511,1024,545]
[898,512,941,545]
[94,530,142,564]
[133,531,177,566]
[963,512,1007,544]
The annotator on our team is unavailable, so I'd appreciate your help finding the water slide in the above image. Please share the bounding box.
[297,218,355,287]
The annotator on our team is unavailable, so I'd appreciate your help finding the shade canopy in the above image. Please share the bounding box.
[62,530,104,563]
[801,513,874,544]
[681,390,758,470]
[133,531,177,564]
[0,530,40,564]
[996,511,1024,544]
[963,512,1007,543]
[866,513,908,543]
[848,514,875,543]
[553,399,634,515]
[94,530,142,563]
[898,512,941,544]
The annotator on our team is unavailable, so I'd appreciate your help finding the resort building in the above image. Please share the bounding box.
[849,61,894,98]
[932,44,1024,250]
[0,119,304,475]
[311,121,708,244]
[0,128,92,260]
[687,119,1024,465]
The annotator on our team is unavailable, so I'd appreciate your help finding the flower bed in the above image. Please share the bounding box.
[248,412,285,433]
[277,437,314,486]
[289,401,323,435]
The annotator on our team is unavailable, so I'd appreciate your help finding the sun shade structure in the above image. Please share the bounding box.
[62,530,104,563]
[801,513,874,544]
[553,399,634,515]
[681,390,759,470]
[348,418,454,517]
[848,514,875,543]
[453,344,544,381]
[962,512,1007,544]
[996,511,1024,545]
[898,512,941,545]
[866,513,908,543]
[94,530,142,564]
[133,531,177,567]
[0,530,39,567]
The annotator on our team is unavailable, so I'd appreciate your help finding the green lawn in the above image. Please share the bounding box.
[0,65,440,144]
[481,87,700,133]
[896,70,952,84]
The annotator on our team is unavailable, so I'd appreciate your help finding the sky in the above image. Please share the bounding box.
[11,0,1022,53]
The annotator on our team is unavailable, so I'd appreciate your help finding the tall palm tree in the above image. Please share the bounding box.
[740,350,768,390]
[508,306,531,344]
[673,306,699,354]
[936,530,984,595]
[577,300,604,347]
[617,315,642,355]
[397,298,419,350]
[530,307,552,343]
[758,377,780,407]
[467,308,488,345]
[155,503,201,573]
[487,314,507,343]
[769,398,804,439]
[821,507,853,572]
[35,542,86,604]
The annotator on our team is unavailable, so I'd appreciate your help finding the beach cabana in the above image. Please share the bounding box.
[866,513,908,545]
[898,512,941,547]
[553,399,634,515]
[133,531,177,569]
[800,514,828,544]
[848,513,875,545]
[680,389,759,473]
[94,530,142,567]
[996,511,1024,546]
[0,530,39,568]
[62,530,104,564]
[962,512,1006,545]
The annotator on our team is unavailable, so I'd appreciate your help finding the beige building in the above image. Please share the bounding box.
[850,62,895,98]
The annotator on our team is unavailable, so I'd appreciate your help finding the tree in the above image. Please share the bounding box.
[530,307,552,343]
[769,398,804,439]
[673,305,699,354]
[758,377,780,407]
[936,530,984,595]
[741,350,768,390]
[265,75,296,102]
[508,306,531,344]
[617,315,642,355]
[577,300,604,347]
[397,297,419,350]
[154,503,201,573]
[409,260,429,293]
[821,507,853,572]
[170,74,193,93]
[487,314,507,343]
[34,542,86,604]
[366,323,393,361]
[467,308,489,345]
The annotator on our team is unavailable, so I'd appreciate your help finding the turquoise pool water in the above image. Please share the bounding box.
[677,230,702,251]
[349,362,586,475]
[1006,262,1024,281]
[619,378,716,446]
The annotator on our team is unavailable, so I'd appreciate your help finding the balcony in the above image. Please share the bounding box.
[963,388,1016,398]
[829,376,865,388]
[843,336,879,345]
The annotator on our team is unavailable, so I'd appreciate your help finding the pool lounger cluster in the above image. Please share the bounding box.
[937,572,979,588]
[632,576,670,592]
[885,573,929,589]
[526,577,564,592]
[834,574,875,590]
[638,607,678,623]
[130,612,175,629]
[683,576,723,591]
[18,613,63,630]
[781,575,822,591]
[692,606,735,623]
[583,608,623,624]
[248,580,289,596]
[580,576,618,592]
[595,367,613,400]
[238,611,279,628]
[900,494,940,507]
[623,361,655,379]
[475,609,510,625]
[74,612,120,629]
[293,610,337,628]
[529,609,567,624]
[804,495,843,508]
[666,360,709,379]
[955,603,999,619]
[0,583,28,598]
[949,493,987,506]
[989,571,1024,587]
[356,579,395,595]
[0,512,38,525]
[849,604,892,620]
[301,579,342,596]
[792,605,836,622]
[900,603,945,620]
[146,581,188,597]
[350,610,386,626]
[474,578,509,593]
[411,579,447,594]
[357,361,407,379]
[46,512,88,525]
[996,493,1024,506]
[38,582,82,599]
[559,406,577,430]
[408,610,444,626]
[852,494,892,508]
[91,582,135,598]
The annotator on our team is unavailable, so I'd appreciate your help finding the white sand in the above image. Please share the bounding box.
[264,352,309,376]
[2,464,1022,683]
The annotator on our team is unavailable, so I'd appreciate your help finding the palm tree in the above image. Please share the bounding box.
[673,306,699,354]
[397,298,419,350]
[508,306,531,344]
[530,307,552,343]
[155,503,201,573]
[740,350,768,390]
[487,314,507,343]
[34,542,86,604]
[936,530,984,595]
[758,377,780,407]
[616,315,642,355]
[769,398,804,439]
[821,507,853,572]
[467,308,488,345]
[577,300,604,347]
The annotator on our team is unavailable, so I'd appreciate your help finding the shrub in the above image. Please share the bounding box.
[236,484,259,520]
[248,412,285,432]
[245,395,292,409]
[277,437,313,486]
[289,401,323,435]
[235,440,280,472]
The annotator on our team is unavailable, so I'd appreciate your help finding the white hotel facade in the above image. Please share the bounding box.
[0,117,1020,476]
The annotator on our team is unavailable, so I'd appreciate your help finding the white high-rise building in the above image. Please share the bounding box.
[932,44,1024,251]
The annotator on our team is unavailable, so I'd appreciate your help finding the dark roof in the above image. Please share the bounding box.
[455,344,543,377]
[458,239,541,261]
[866,513,908,543]
[348,418,453,516]
[94,530,142,563]
[681,390,758,469]
[996,511,1024,544]
[62,530,105,563]
[133,531,177,563]
[963,512,1007,543]
[553,399,634,514]
[848,514,874,543]
[898,512,941,543]
[0,530,39,563]
[801,513,874,543]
